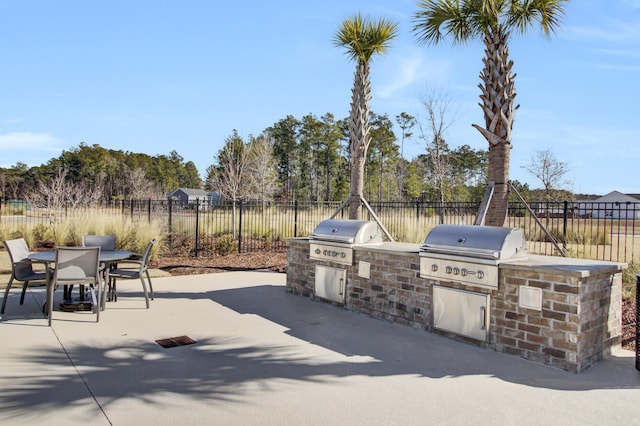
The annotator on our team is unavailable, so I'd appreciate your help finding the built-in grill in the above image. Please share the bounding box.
[309,219,382,304]
[419,224,528,289]
[309,219,382,266]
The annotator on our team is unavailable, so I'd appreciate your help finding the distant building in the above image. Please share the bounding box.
[575,191,640,219]
[167,188,220,208]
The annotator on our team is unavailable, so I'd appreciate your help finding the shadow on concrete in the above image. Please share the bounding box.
[1,282,638,417]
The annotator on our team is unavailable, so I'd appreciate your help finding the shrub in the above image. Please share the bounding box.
[622,262,638,300]
[214,234,237,255]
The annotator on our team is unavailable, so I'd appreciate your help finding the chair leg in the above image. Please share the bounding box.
[1,276,15,314]
[100,279,107,311]
[47,280,54,327]
[20,280,29,305]
[139,276,150,309]
[89,282,100,322]
[110,278,117,302]
[146,270,154,300]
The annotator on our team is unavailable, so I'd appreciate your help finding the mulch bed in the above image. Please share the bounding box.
[152,251,288,275]
[622,298,637,352]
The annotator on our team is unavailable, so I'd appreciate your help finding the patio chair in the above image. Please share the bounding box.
[50,246,102,326]
[76,234,115,299]
[83,234,116,251]
[1,238,51,315]
[107,239,156,308]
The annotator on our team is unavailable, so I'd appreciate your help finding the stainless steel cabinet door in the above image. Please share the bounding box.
[315,265,346,304]
[433,285,490,342]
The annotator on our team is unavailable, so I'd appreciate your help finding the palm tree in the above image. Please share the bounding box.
[413,0,567,226]
[334,14,398,219]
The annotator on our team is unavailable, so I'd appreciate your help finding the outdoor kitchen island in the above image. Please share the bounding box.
[287,229,625,373]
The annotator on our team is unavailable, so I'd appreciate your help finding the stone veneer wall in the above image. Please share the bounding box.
[495,266,622,372]
[347,248,428,328]
[286,239,622,372]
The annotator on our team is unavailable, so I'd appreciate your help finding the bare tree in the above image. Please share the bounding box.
[524,149,570,200]
[420,93,456,202]
[29,168,70,211]
[247,134,277,203]
[27,168,105,211]
[207,130,256,237]
[127,167,157,200]
[395,112,416,199]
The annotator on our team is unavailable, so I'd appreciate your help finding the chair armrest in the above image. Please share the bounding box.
[113,260,144,267]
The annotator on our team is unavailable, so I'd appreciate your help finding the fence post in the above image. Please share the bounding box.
[294,200,298,237]
[147,198,151,223]
[195,198,200,257]
[238,200,243,253]
[168,198,173,250]
[130,199,134,220]
[563,200,568,250]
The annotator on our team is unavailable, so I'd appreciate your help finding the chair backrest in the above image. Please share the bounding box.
[140,239,157,267]
[4,238,37,280]
[4,238,30,263]
[54,247,100,284]
[83,235,116,251]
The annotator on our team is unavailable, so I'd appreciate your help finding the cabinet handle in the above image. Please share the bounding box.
[480,306,486,330]
[339,278,344,295]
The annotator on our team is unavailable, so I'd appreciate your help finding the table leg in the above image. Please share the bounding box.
[45,264,53,326]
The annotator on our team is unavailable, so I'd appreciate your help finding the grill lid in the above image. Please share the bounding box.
[420,224,527,260]
[310,219,382,245]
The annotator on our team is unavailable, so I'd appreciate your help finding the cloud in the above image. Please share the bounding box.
[376,52,430,99]
[565,19,640,43]
[0,132,62,151]
[594,48,640,57]
[595,63,640,72]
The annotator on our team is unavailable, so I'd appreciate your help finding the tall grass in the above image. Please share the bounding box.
[0,214,163,260]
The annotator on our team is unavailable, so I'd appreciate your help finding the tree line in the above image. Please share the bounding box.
[0,109,490,207]
[0,144,201,206]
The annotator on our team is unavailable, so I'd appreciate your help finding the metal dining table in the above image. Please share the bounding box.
[28,249,132,321]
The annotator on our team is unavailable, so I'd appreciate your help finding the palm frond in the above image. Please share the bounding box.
[333,13,399,63]
[413,0,478,45]
[414,0,567,41]
[508,0,567,36]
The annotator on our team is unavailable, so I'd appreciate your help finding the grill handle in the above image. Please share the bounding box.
[421,245,500,260]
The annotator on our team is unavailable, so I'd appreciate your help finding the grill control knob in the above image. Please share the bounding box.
[445,266,453,274]
[477,271,484,279]
[461,268,467,276]
[453,267,460,275]
[331,250,338,257]
[340,252,346,258]
[431,264,438,272]
[315,248,321,255]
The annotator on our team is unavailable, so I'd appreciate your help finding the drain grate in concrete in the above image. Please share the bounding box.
[155,335,197,348]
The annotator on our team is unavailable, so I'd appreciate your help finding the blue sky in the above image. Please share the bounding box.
[1,0,638,195]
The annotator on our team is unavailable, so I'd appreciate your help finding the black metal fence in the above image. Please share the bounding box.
[2,198,640,264]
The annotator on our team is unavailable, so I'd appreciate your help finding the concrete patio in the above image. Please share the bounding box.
[1,270,639,425]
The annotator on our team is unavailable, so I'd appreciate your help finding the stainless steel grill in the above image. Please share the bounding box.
[309,219,382,266]
[310,219,382,245]
[419,224,528,289]
[309,219,382,304]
